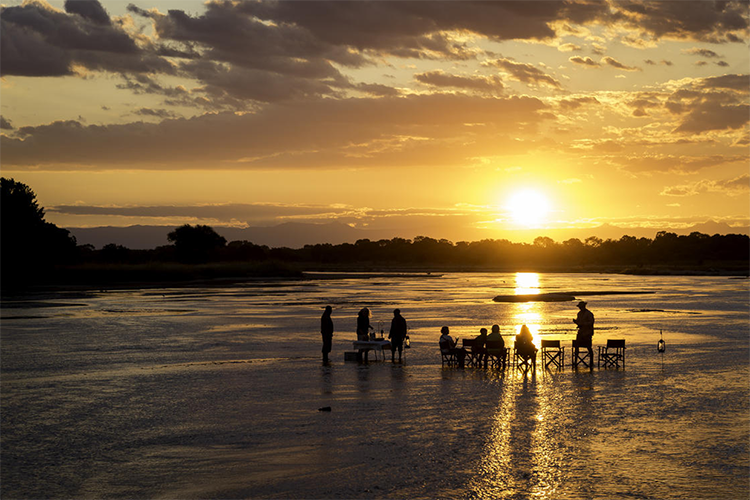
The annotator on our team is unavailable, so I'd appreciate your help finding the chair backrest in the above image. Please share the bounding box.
[439,340,452,352]
[571,339,589,348]
[486,340,504,350]
[463,338,476,348]
[607,339,626,349]
[541,339,560,348]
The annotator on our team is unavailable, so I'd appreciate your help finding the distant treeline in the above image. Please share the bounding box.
[84,231,749,269]
[2,176,748,291]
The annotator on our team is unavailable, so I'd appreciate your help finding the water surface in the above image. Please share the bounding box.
[2,273,748,498]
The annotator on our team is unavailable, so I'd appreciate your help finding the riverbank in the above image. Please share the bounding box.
[2,260,746,295]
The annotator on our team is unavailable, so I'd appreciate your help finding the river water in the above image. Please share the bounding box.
[1,273,748,499]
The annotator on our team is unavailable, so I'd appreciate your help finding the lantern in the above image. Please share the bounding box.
[657,330,666,353]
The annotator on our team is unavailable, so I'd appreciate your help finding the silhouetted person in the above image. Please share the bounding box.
[389,308,407,362]
[515,324,537,369]
[439,326,466,368]
[573,301,594,364]
[321,305,334,364]
[474,327,488,367]
[486,324,504,347]
[357,307,374,362]
[485,324,505,368]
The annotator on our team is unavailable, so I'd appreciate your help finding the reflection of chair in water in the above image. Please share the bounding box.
[598,339,626,368]
[513,341,537,374]
[462,338,482,367]
[541,339,565,370]
[485,340,507,369]
[571,339,592,368]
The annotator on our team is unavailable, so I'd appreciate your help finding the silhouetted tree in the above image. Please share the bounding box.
[1,177,78,289]
[167,224,226,263]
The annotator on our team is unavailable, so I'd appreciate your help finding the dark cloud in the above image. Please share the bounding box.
[0,116,13,130]
[1,94,550,169]
[484,58,562,89]
[674,98,749,133]
[644,59,674,66]
[611,1,749,43]
[237,1,572,51]
[133,108,178,119]
[569,56,600,67]
[414,71,504,93]
[64,0,112,26]
[602,56,641,71]
[697,74,749,92]
[558,96,600,110]
[684,48,722,58]
[49,202,351,222]
[134,2,366,71]
[0,1,172,77]
[178,60,348,103]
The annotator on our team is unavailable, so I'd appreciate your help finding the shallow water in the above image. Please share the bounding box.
[1,273,748,499]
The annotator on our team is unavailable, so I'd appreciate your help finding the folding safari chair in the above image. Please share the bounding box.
[440,341,458,367]
[598,339,626,368]
[462,338,482,367]
[571,339,592,368]
[485,340,507,370]
[541,339,565,370]
[513,341,537,374]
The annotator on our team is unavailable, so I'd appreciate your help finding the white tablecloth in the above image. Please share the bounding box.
[352,340,392,360]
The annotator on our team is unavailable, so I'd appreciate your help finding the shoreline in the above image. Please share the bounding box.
[2,261,747,296]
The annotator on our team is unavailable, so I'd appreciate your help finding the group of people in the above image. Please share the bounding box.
[439,323,537,369]
[320,306,408,364]
[320,301,595,367]
[439,301,595,369]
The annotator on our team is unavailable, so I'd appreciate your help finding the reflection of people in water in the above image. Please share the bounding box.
[389,309,407,362]
[439,326,466,368]
[321,305,334,365]
[573,301,594,362]
[356,307,374,362]
[515,324,537,368]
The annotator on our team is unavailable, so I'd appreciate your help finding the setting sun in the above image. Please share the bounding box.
[505,190,551,228]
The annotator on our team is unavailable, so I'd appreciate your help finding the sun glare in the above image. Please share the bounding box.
[505,190,550,228]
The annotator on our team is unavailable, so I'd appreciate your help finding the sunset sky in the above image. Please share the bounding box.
[2,0,748,242]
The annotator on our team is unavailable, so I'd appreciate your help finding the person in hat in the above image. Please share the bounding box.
[573,300,595,362]
[388,308,408,362]
[321,305,334,364]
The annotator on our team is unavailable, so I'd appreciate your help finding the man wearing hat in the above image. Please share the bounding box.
[389,308,408,362]
[573,301,595,362]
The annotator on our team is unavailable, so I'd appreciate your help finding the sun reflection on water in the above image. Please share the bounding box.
[468,378,566,499]
[513,273,543,346]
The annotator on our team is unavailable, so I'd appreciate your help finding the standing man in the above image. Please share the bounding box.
[389,308,408,362]
[321,305,334,365]
[573,300,594,363]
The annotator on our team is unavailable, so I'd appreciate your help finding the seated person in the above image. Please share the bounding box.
[515,324,538,367]
[484,324,506,366]
[473,328,488,365]
[439,326,466,368]
[486,324,504,347]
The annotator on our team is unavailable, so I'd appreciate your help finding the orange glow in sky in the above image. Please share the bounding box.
[1,0,748,243]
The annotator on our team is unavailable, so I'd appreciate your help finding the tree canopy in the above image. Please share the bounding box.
[1,177,78,288]
[167,224,227,262]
